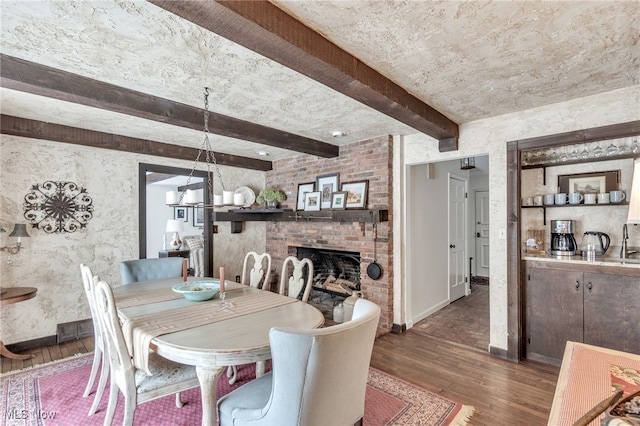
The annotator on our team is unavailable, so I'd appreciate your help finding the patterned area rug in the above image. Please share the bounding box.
[1,354,473,425]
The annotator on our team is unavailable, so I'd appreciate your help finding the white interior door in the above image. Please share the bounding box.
[474,191,490,278]
[449,176,466,302]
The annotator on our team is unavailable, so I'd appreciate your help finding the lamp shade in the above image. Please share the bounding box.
[166,219,184,233]
[627,157,640,224]
[8,224,29,238]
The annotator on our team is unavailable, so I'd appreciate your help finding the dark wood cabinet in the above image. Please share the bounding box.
[525,261,640,365]
[583,272,640,354]
[526,267,583,364]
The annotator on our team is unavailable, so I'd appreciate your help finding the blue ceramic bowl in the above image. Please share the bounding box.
[172,281,220,301]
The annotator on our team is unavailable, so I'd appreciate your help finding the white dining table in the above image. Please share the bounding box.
[113,277,325,426]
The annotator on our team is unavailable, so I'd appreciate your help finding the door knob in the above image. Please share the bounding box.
[449,244,455,248]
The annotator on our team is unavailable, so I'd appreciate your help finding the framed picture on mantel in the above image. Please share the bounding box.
[316,173,340,210]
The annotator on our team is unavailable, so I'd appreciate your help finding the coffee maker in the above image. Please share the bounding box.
[550,220,577,256]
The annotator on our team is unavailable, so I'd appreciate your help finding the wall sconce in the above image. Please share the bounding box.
[0,223,30,254]
[460,157,476,170]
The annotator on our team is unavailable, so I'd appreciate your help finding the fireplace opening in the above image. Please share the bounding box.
[293,247,361,297]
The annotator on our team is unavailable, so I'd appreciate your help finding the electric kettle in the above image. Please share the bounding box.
[581,231,610,256]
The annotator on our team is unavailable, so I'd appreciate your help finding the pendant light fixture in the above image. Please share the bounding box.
[460,157,476,170]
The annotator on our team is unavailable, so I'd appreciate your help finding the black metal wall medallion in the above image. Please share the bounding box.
[23,181,94,233]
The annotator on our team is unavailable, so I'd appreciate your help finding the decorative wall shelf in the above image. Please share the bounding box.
[212,209,388,232]
[521,202,629,225]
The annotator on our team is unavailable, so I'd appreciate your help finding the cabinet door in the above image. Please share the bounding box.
[584,273,640,354]
[526,267,584,362]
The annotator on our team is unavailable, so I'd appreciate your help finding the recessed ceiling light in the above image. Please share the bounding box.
[256,150,269,156]
[332,131,346,138]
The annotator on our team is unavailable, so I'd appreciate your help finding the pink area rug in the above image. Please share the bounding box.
[1,354,473,425]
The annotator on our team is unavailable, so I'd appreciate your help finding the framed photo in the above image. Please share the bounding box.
[193,206,204,227]
[558,170,620,194]
[331,191,348,210]
[341,180,369,209]
[316,173,340,210]
[174,207,188,222]
[304,191,322,212]
[296,182,315,211]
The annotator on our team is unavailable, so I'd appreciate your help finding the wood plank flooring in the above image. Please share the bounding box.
[1,332,559,425]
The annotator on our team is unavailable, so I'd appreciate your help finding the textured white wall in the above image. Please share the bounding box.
[401,86,639,351]
[0,137,265,344]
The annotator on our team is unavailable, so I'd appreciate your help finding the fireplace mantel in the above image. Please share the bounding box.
[214,209,388,228]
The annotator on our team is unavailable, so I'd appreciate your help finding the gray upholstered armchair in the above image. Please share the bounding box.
[217,298,381,426]
[119,257,184,285]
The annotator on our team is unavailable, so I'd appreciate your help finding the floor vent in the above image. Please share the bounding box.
[56,319,93,343]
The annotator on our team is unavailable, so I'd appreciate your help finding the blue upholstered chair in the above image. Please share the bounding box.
[217,298,381,426]
[119,257,185,285]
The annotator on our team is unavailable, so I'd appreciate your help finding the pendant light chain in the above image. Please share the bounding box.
[182,87,226,205]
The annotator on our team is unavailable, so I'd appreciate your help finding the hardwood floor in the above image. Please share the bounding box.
[370,332,560,426]
[1,331,559,425]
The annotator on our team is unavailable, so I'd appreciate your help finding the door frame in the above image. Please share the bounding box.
[506,120,639,362]
[138,163,214,276]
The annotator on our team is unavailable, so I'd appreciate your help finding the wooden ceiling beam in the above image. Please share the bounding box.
[0,115,272,171]
[0,54,338,158]
[150,0,459,150]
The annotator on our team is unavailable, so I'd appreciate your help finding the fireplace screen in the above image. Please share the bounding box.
[294,247,361,296]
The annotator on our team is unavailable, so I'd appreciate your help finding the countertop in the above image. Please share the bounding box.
[523,250,640,269]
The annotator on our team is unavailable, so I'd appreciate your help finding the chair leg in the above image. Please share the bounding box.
[227,365,238,385]
[175,392,185,408]
[83,347,102,397]
[255,361,266,378]
[103,382,118,426]
[123,393,136,426]
[88,353,109,416]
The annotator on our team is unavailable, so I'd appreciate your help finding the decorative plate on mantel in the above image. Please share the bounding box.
[234,186,256,208]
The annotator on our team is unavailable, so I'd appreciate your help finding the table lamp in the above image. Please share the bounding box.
[166,219,184,250]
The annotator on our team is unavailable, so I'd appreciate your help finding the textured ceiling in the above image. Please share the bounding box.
[1,1,638,162]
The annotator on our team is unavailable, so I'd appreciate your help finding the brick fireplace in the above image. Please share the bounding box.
[263,136,393,335]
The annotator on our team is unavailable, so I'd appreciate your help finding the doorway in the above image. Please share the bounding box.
[408,155,490,352]
[138,163,213,276]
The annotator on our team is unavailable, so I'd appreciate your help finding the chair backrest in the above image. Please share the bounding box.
[80,264,102,345]
[93,279,136,390]
[241,252,272,290]
[278,256,313,302]
[119,257,184,285]
[263,298,381,425]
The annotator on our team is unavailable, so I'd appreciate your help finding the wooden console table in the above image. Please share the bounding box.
[0,286,37,359]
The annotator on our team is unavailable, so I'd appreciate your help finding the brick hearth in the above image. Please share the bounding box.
[264,136,393,335]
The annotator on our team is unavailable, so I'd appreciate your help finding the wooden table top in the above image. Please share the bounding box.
[0,287,37,306]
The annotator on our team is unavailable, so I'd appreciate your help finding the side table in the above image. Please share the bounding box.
[158,249,190,259]
[0,286,37,359]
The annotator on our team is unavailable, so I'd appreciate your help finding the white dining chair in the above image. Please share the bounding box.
[278,256,313,303]
[80,264,109,416]
[227,251,273,385]
[217,298,381,426]
[241,251,272,290]
[92,279,200,426]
